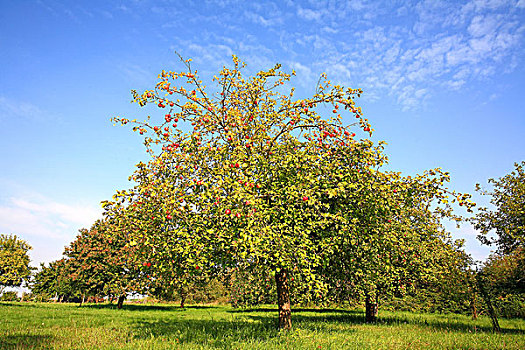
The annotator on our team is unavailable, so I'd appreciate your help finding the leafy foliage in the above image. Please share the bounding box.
[473,161,525,320]
[485,248,525,294]
[474,161,525,254]
[31,259,79,302]
[106,55,380,327]
[103,55,475,327]
[0,234,33,294]
[64,220,144,301]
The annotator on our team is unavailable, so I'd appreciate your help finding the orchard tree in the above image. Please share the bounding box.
[0,234,33,295]
[320,165,475,322]
[473,161,525,323]
[104,185,214,307]
[474,161,525,254]
[65,219,144,308]
[482,248,524,295]
[31,258,78,302]
[106,54,379,329]
[31,262,59,301]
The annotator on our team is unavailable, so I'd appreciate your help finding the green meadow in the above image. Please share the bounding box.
[1,302,524,349]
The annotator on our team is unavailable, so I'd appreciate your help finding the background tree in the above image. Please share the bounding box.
[474,161,525,254]
[321,165,475,322]
[105,187,215,308]
[472,161,525,325]
[31,262,59,301]
[64,219,144,308]
[483,248,525,295]
[0,234,33,295]
[478,248,525,319]
[31,259,79,302]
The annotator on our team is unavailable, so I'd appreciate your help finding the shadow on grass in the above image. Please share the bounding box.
[0,334,53,350]
[131,317,286,347]
[82,303,217,311]
[228,306,361,314]
[231,307,525,335]
[131,308,364,347]
[375,313,525,335]
[0,302,46,308]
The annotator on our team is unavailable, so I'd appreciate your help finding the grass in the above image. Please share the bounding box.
[1,302,524,349]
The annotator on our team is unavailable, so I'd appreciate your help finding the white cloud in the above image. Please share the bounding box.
[135,0,525,112]
[297,7,322,21]
[0,188,103,266]
[0,96,45,121]
[116,63,155,86]
[10,198,100,227]
[0,196,101,240]
[243,9,283,27]
[289,61,313,84]
[468,14,499,37]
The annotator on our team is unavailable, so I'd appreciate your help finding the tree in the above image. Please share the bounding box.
[104,189,214,308]
[31,262,58,301]
[64,219,144,308]
[473,162,525,326]
[478,248,525,320]
[31,258,82,302]
[0,234,33,295]
[474,161,525,254]
[483,248,525,295]
[321,166,475,322]
[105,55,379,329]
[105,55,475,328]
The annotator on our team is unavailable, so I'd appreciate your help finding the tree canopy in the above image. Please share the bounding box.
[102,55,475,328]
[474,161,525,254]
[0,234,33,294]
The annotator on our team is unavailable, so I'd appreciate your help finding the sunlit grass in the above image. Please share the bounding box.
[1,302,524,349]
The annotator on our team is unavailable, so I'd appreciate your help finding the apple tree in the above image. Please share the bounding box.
[319,162,475,321]
[64,219,144,308]
[31,258,78,302]
[105,55,376,329]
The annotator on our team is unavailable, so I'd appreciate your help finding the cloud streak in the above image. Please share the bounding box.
[155,1,523,110]
[0,96,46,121]
[0,190,102,264]
[29,0,525,111]
[0,195,101,239]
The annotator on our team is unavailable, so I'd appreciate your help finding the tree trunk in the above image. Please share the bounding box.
[476,276,500,332]
[470,293,478,320]
[365,294,378,323]
[275,269,292,330]
[179,285,186,308]
[117,295,126,309]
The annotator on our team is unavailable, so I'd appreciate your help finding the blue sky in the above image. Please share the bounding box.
[1,0,524,267]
